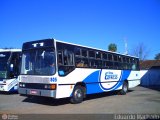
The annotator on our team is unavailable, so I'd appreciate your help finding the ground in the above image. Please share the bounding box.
[0,86,159,119]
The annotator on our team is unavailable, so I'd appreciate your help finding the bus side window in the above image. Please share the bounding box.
[96,51,101,59]
[63,49,74,66]
[89,51,95,58]
[75,47,81,56]
[108,54,113,61]
[58,51,63,65]
[108,61,113,69]
[132,64,136,70]
[58,48,75,76]
[82,49,88,57]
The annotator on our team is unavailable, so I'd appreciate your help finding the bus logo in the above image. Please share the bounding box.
[105,72,118,80]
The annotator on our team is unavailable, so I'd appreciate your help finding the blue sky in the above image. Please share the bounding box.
[0,0,160,59]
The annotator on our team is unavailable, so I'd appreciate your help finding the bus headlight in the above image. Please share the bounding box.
[3,80,6,83]
[44,85,49,89]
[19,83,22,87]
[22,84,25,87]
[19,83,25,88]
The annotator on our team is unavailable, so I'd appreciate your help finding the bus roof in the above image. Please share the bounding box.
[55,39,139,59]
[0,49,21,52]
[22,38,138,59]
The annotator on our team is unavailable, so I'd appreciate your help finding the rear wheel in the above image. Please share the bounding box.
[70,86,85,104]
[119,81,128,95]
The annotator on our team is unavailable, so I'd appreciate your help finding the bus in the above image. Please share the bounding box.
[0,49,21,92]
[18,39,140,103]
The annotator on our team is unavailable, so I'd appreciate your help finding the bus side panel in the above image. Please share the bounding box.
[84,69,139,94]
[55,69,140,98]
[127,71,141,88]
[83,70,103,94]
[0,78,18,92]
[56,68,97,98]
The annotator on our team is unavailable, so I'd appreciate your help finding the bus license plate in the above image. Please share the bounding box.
[30,90,38,95]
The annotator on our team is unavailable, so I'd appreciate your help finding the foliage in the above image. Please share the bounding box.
[154,53,160,60]
[108,43,117,52]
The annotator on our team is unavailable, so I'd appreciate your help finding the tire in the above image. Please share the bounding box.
[70,86,85,104]
[119,81,128,95]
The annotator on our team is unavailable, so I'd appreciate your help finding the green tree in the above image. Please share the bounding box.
[154,53,160,60]
[108,43,117,52]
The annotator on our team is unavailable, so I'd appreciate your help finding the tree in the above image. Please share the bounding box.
[131,42,149,61]
[154,53,160,60]
[108,43,117,52]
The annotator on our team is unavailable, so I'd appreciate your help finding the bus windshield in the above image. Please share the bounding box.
[0,52,11,78]
[21,48,56,75]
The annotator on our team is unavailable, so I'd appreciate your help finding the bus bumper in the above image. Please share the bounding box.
[0,84,7,91]
[0,84,18,92]
[18,88,56,98]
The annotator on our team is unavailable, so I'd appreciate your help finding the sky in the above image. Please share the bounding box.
[0,0,160,60]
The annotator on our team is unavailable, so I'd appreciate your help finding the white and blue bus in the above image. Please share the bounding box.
[18,39,140,103]
[0,49,21,92]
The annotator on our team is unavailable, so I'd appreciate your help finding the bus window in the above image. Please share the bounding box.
[102,53,108,60]
[58,47,75,76]
[96,51,101,59]
[103,61,109,69]
[113,54,118,61]
[81,49,88,57]
[89,51,95,58]
[123,57,126,63]
[58,51,63,65]
[108,61,113,69]
[95,60,102,68]
[126,57,130,63]
[63,49,74,66]
[76,57,89,68]
[75,47,81,56]
[21,51,35,75]
[114,62,119,69]
[89,60,96,68]
[108,54,113,61]
[132,64,136,70]
[118,55,122,62]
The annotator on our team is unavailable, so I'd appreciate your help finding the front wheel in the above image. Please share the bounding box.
[70,86,85,104]
[119,82,128,95]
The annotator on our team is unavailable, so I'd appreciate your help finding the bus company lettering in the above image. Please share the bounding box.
[105,72,118,80]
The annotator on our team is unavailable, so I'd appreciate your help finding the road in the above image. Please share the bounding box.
[0,86,160,115]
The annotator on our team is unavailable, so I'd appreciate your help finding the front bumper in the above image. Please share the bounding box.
[0,84,6,91]
[18,88,56,98]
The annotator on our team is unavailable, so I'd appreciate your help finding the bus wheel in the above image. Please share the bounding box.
[70,86,84,104]
[119,81,128,95]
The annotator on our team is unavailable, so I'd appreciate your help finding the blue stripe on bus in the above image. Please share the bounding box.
[9,84,18,92]
[82,70,131,94]
[83,70,103,94]
[112,70,131,90]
